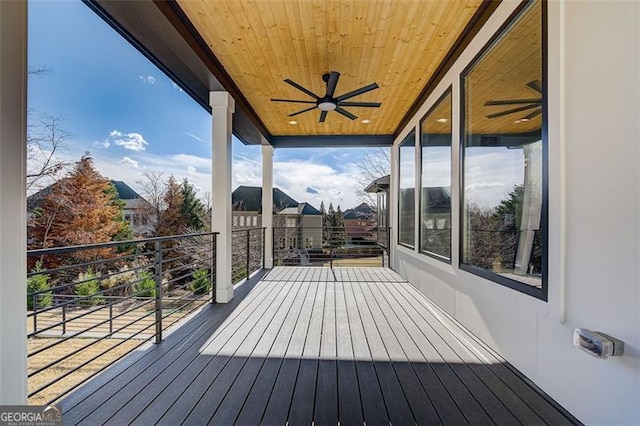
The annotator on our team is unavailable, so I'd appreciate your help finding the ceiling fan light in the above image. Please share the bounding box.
[317,101,337,111]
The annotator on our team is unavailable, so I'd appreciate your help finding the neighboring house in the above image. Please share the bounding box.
[110,181,156,237]
[365,175,390,248]
[343,203,377,244]
[232,186,322,250]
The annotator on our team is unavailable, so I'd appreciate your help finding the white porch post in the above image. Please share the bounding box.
[210,92,235,303]
[0,0,28,404]
[261,143,274,268]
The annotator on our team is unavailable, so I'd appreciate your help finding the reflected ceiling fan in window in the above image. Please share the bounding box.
[484,80,542,122]
[271,71,381,122]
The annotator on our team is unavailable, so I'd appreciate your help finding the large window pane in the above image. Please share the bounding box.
[398,131,415,247]
[420,90,452,260]
[461,0,545,295]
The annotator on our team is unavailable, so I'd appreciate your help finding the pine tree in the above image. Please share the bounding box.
[156,175,184,236]
[180,178,206,230]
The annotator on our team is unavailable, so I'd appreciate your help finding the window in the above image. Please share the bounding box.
[398,130,416,248]
[461,0,546,298]
[252,216,257,227]
[286,218,296,228]
[420,89,452,261]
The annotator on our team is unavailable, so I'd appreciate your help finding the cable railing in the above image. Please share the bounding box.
[26,232,217,405]
[231,227,266,284]
[273,226,390,268]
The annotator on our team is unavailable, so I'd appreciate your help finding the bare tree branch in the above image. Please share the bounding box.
[26,114,72,191]
[354,147,390,208]
[137,171,166,217]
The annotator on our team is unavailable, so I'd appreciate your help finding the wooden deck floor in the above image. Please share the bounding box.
[60,267,578,425]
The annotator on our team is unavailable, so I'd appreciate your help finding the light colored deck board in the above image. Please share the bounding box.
[62,267,578,426]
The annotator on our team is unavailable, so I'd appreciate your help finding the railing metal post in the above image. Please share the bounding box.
[154,240,163,344]
[210,233,216,304]
[109,304,113,335]
[246,229,251,280]
[272,227,276,267]
[32,294,37,332]
[262,227,266,269]
[61,303,66,335]
[329,229,333,270]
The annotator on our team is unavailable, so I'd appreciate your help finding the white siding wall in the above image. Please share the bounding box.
[390,1,640,423]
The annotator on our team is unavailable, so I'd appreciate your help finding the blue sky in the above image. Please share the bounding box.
[27,0,379,209]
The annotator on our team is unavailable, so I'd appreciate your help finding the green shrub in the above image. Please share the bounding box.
[132,271,156,298]
[75,270,103,307]
[27,261,52,311]
[232,265,247,284]
[190,268,211,295]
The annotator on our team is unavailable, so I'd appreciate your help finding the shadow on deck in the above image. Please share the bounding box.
[60,267,579,425]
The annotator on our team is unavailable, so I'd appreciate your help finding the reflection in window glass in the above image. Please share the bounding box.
[398,131,416,247]
[420,90,452,260]
[462,0,545,291]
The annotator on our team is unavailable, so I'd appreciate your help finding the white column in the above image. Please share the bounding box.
[0,0,28,404]
[261,143,274,269]
[210,92,235,303]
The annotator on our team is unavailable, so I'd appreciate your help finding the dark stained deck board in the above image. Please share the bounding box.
[207,280,310,425]
[128,281,289,426]
[155,280,292,425]
[61,278,262,424]
[62,268,578,426]
[232,280,313,425]
[397,282,575,426]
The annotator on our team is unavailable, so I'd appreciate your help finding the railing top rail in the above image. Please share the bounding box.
[231,227,267,233]
[27,232,219,257]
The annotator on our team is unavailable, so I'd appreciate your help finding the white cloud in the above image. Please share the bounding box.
[93,140,110,149]
[119,156,139,168]
[139,75,156,84]
[108,130,149,152]
[272,160,361,209]
[187,165,196,174]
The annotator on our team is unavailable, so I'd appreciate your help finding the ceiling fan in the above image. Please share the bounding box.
[271,71,381,122]
[484,80,542,122]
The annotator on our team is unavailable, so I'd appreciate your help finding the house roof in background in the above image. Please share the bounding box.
[232,186,298,212]
[297,202,322,216]
[344,202,376,220]
[364,175,390,193]
[111,180,142,200]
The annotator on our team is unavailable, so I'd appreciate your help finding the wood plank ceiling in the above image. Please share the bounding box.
[176,0,484,136]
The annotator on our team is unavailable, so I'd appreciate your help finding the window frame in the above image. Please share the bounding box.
[458,0,548,301]
[397,129,417,249]
[419,86,453,264]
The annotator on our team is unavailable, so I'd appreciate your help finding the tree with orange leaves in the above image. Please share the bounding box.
[29,154,130,266]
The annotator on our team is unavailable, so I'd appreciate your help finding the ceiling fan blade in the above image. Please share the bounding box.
[319,111,328,123]
[336,82,379,102]
[284,79,320,99]
[335,107,357,120]
[484,98,541,106]
[326,72,340,97]
[271,98,317,104]
[338,101,382,108]
[486,104,539,119]
[288,106,317,117]
[527,80,543,94]
[522,108,542,120]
